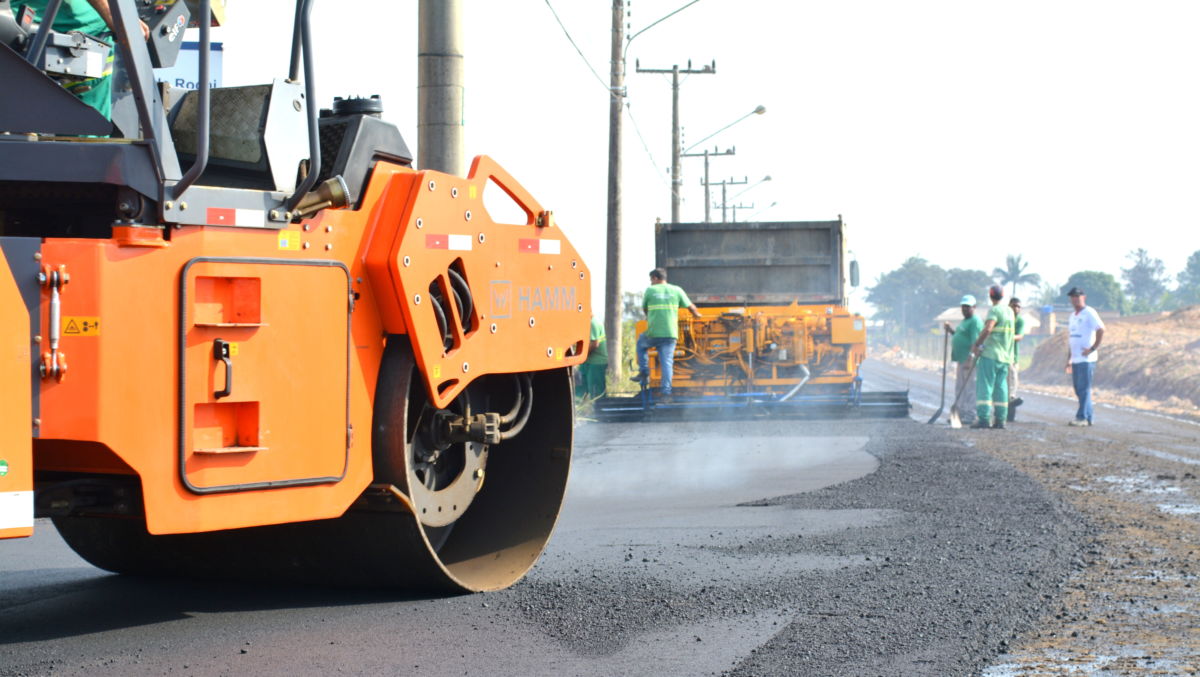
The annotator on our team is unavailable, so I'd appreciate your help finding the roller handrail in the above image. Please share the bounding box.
[285,0,320,212]
[23,0,62,66]
[171,0,210,199]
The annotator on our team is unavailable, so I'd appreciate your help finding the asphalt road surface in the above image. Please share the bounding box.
[2,361,1115,676]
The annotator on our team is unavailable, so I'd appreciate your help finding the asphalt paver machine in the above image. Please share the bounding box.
[594,218,909,422]
[0,0,590,592]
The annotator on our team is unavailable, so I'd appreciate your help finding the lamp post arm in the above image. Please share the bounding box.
[683,105,765,154]
[623,0,702,62]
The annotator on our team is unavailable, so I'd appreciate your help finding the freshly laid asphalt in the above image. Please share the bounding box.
[0,367,1090,676]
[507,416,1089,677]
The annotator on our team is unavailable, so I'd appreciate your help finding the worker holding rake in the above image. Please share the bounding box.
[970,285,1015,429]
[944,294,983,426]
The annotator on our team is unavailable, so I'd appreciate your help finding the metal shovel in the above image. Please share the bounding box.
[927,332,950,424]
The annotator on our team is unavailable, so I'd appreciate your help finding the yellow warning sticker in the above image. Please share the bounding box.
[62,317,100,336]
[468,185,477,200]
[278,231,301,251]
[432,364,441,379]
[556,348,564,361]
[229,342,239,357]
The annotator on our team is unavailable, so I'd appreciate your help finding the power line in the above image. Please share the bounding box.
[625,104,670,188]
[540,2,679,188]
[543,0,612,95]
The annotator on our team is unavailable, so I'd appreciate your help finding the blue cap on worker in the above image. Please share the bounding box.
[960,294,976,306]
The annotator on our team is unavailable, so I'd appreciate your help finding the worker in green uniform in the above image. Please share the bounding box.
[12,0,148,120]
[943,294,983,426]
[971,284,1015,429]
[633,268,702,400]
[1006,297,1026,422]
[578,316,607,399]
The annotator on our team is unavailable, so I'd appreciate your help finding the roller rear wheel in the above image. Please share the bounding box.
[53,337,574,592]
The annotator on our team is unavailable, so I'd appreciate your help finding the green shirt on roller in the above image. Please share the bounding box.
[12,0,114,119]
[950,315,983,362]
[981,304,1015,364]
[585,316,607,364]
[642,283,692,339]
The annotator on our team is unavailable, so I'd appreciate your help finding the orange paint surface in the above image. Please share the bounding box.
[0,252,33,539]
[22,157,589,536]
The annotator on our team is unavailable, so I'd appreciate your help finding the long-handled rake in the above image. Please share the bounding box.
[927,332,950,424]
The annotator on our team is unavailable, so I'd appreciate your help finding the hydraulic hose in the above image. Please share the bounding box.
[777,365,811,402]
[499,374,533,441]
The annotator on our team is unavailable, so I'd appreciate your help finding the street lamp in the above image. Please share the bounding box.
[731,175,771,200]
[682,105,766,155]
[745,201,778,222]
[681,108,767,222]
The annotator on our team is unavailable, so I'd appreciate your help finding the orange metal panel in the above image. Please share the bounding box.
[37,222,375,535]
[180,259,349,491]
[831,315,866,344]
[0,251,33,539]
[366,155,590,409]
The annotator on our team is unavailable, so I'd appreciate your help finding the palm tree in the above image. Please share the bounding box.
[992,254,1042,298]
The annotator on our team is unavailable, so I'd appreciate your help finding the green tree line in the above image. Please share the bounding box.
[867,248,1200,331]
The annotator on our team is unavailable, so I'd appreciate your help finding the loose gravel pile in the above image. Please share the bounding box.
[502,419,1091,676]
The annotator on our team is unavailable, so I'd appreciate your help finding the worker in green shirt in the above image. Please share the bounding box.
[971,285,1015,429]
[633,268,702,400]
[1006,297,1026,422]
[943,294,983,426]
[12,0,149,120]
[578,316,607,399]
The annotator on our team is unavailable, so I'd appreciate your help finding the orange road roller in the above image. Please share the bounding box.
[0,0,588,591]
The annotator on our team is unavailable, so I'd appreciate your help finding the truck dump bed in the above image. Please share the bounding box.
[592,216,909,422]
[655,219,847,306]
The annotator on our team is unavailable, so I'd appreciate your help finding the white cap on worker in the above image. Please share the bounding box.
[960,294,976,306]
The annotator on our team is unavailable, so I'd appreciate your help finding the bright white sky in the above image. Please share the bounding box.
[214,1,1200,316]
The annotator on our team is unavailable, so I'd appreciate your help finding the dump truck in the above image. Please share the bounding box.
[593,218,909,420]
[0,0,589,592]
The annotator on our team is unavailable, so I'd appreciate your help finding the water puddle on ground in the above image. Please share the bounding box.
[1157,502,1200,516]
[1097,473,1183,496]
[1131,445,1200,466]
[985,649,1195,676]
[1080,473,1199,517]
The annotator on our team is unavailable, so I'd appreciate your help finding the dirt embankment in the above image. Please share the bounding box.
[1024,307,1200,412]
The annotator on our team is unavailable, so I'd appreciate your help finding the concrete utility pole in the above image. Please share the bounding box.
[730,203,754,222]
[604,0,625,382]
[682,146,735,223]
[417,0,464,175]
[711,177,748,223]
[635,60,715,224]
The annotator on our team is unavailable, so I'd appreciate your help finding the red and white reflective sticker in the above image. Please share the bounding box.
[518,238,560,255]
[206,208,264,227]
[0,491,33,531]
[425,234,473,251]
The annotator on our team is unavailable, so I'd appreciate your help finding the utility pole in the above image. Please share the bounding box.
[682,146,734,223]
[417,0,464,175]
[635,59,715,224]
[730,203,754,222]
[604,0,625,382]
[711,177,747,223]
